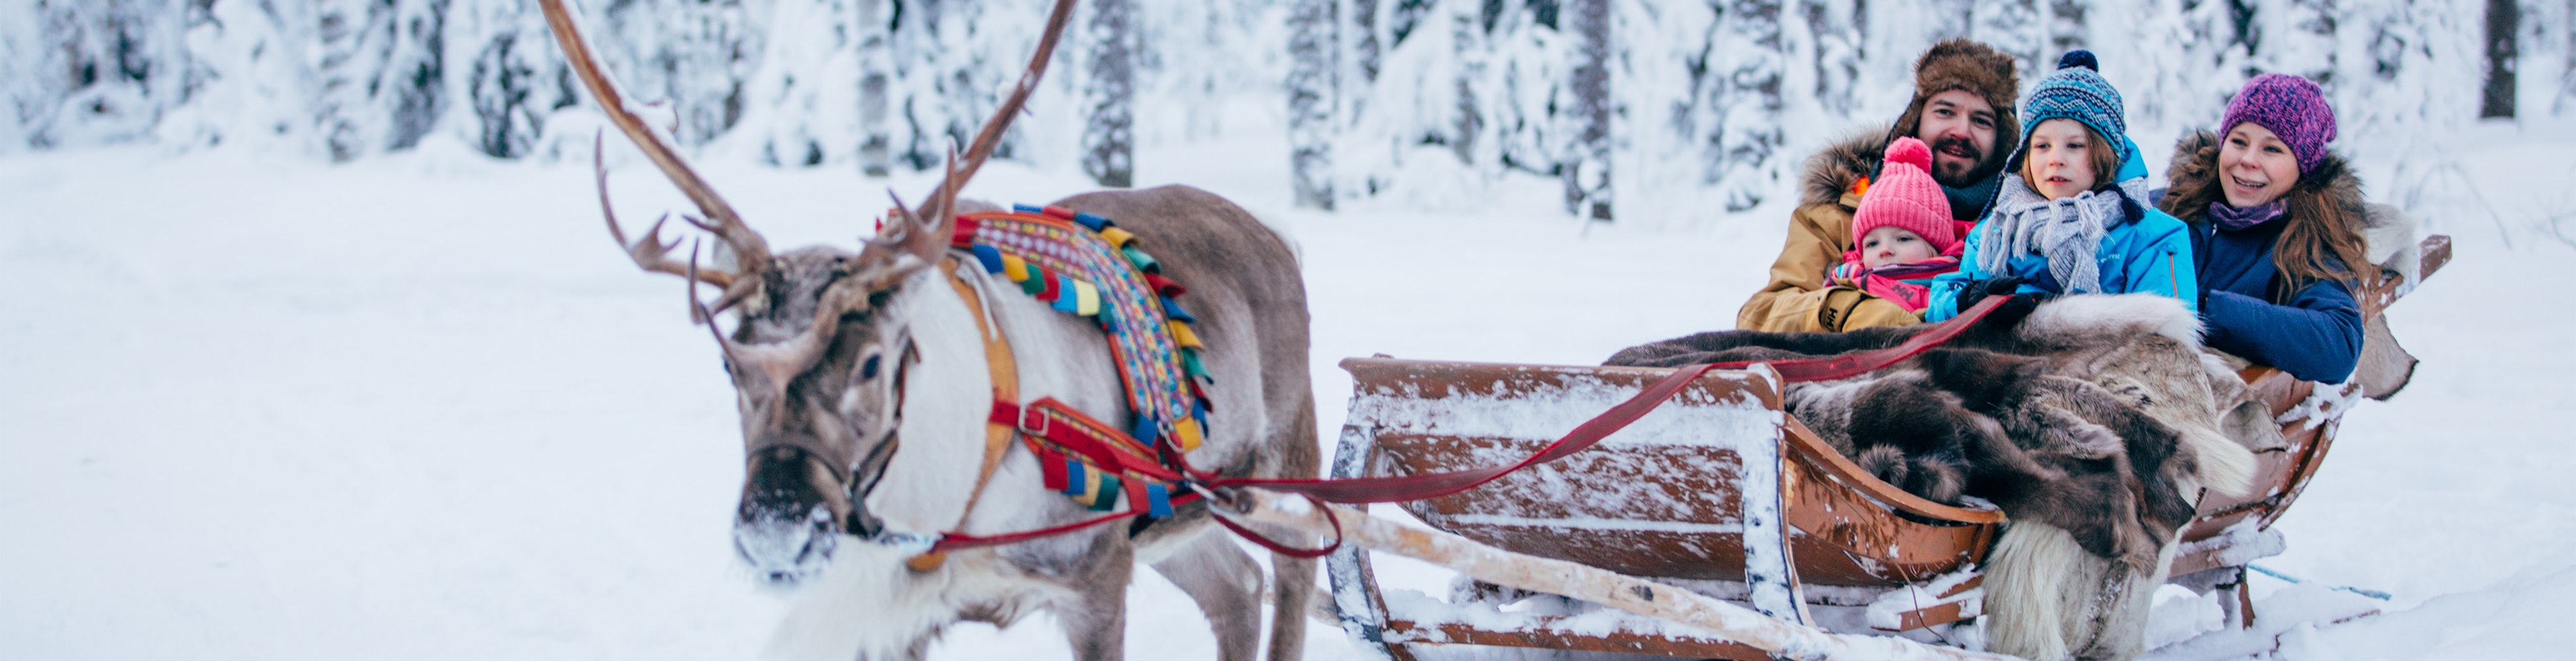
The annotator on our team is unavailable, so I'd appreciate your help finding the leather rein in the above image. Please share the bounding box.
[869,260,2016,568]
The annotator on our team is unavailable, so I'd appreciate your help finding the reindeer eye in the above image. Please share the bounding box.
[861,354,881,380]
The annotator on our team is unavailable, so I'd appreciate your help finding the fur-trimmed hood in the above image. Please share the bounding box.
[1801,130,1891,208]
[1801,128,2017,219]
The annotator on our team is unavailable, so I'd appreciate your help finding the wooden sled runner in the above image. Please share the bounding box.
[1316,237,2453,660]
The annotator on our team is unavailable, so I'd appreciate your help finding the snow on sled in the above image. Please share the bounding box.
[1322,237,2451,660]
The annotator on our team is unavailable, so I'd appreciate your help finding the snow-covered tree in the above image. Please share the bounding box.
[13,0,193,150]
[458,0,572,159]
[1703,0,1789,211]
[315,0,453,161]
[1288,0,1336,207]
[1085,0,1138,187]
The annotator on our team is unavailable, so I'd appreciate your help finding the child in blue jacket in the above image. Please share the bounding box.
[1927,52,2196,321]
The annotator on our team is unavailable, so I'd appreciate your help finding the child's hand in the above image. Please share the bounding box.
[1827,262,1870,289]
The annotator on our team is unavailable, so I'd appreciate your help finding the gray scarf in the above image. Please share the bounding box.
[1976,176,2131,295]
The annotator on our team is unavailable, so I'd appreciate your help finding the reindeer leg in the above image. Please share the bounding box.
[1059,532,1136,661]
[1267,552,1316,661]
[1147,531,1263,661]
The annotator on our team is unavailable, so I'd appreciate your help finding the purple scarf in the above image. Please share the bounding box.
[2208,201,2286,232]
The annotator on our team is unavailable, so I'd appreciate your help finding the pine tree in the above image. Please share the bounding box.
[1707,0,1787,211]
[1801,0,1864,119]
[1972,0,2043,72]
[23,0,192,149]
[317,0,453,161]
[464,1,569,159]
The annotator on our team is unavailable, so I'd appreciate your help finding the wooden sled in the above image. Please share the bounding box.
[1321,237,2452,660]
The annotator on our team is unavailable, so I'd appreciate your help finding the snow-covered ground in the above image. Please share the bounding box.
[5,111,2575,660]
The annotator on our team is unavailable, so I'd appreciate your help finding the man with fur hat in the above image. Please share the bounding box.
[1735,38,2023,332]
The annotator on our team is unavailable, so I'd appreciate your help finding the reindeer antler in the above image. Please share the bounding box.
[595,134,737,289]
[888,0,1082,263]
[545,0,773,281]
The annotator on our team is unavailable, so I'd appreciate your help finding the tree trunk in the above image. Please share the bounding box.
[1287,0,1336,209]
[2484,0,2520,118]
[857,0,892,177]
[1565,0,1611,221]
[1083,0,1136,187]
[1352,0,1381,83]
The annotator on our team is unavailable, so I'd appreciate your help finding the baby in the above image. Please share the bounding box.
[1827,137,1966,313]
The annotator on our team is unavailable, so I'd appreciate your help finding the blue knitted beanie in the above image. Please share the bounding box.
[2020,50,2127,150]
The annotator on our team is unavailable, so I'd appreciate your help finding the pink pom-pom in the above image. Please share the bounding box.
[1884,136,1933,172]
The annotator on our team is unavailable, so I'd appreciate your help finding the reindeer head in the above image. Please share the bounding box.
[539,0,1077,586]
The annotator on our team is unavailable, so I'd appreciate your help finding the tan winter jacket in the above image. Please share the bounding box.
[1735,130,1924,332]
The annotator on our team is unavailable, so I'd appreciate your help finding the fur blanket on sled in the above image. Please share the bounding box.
[1606,293,2265,661]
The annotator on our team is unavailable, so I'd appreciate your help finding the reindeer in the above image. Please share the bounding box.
[537,1,1318,660]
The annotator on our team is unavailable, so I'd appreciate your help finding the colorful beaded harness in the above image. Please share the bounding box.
[949,205,1214,519]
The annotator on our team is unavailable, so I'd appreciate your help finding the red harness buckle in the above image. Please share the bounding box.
[1016,405,1051,438]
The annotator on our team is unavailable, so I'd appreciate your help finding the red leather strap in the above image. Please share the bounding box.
[991,399,1183,482]
[930,499,1197,552]
[1741,293,2006,382]
[1212,493,1344,558]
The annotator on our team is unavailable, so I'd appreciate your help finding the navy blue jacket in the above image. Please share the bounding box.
[2188,217,2365,383]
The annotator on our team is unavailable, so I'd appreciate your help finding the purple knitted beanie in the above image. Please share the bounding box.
[2221,74,2337,174]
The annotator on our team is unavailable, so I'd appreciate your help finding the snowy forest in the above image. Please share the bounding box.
[5,0,2572,222]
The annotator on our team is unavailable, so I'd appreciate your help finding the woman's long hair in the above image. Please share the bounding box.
[2270,156,2377,294]
[2160,132,2378,299]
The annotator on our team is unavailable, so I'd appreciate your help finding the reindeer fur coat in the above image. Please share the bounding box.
[1607,293,2263,660]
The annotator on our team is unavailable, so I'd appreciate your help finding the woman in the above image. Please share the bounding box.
[2156,73,2369,383]
[1926,52,2196,321]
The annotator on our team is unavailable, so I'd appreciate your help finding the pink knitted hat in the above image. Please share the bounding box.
[1853,137,1959,253]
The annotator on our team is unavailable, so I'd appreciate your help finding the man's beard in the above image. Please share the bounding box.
[1929,136,1987,187]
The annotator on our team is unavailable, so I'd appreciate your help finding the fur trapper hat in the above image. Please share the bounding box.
[1891,39,2023,181]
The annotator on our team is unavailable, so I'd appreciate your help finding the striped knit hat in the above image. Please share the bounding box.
[2019,50,2127,154]
[2221,73,2338,174]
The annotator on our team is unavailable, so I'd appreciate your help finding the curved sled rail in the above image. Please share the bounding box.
[1222,487,2019,661]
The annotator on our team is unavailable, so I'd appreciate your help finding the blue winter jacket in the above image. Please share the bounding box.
[2187,217,2365,383]
[1927,140,2199,321]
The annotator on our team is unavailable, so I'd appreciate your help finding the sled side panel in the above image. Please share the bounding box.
[1346,358,1784,582]
[1341,358,2000,589]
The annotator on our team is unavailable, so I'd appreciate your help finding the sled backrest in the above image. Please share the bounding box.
[1340,357,1998,588]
